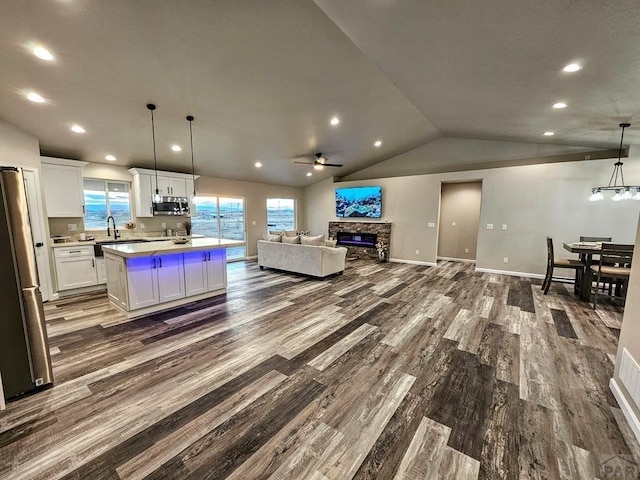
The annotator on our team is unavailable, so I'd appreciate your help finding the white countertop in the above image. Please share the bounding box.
[101,237,243,258]
[50,234,205,248]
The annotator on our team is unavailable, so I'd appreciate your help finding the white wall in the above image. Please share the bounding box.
[305,152,640,274]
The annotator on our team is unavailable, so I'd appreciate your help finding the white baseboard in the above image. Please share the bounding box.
[475,267,546,279]
[610,377,640,444]
[437,256,476,264]
[389,258,437,267]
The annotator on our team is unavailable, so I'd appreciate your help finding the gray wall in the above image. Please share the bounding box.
[614,210,640,425]
[0,119,42,170]
[438,181,482,260]
[304,151,640,274]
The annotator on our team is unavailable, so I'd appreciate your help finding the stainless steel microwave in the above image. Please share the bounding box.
[153,197,190,216]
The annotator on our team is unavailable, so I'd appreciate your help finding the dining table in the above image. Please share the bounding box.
[563,242,602,301]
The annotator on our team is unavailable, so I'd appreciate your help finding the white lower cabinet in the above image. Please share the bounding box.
[54,246,97,291]
[155,255,185,302]
[104,247,227,317]
[105,254,128,310]
[126,255,185,310]
[184,249,227,296]
[96,257,107,284]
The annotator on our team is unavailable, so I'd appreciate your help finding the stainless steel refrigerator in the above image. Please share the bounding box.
[0,167,53,399]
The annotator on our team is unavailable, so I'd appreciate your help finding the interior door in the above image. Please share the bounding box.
[22,169,52,301]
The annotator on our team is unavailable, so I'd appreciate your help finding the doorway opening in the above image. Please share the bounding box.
[437,181,482,262]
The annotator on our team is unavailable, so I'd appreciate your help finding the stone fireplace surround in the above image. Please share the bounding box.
[328,221,391,258]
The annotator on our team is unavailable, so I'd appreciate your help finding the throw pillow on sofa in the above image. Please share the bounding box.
[324,239,337,247]
[264,233,282,242]
[282,235,301,244]
[269,230,285,236]
[283,230,297,237]
[301,234,325,246]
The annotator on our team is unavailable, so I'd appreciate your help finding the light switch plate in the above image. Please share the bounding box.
[502,224,507,230]
[68,223,77,231]
[487,224,494,230]
[428,222,436,228]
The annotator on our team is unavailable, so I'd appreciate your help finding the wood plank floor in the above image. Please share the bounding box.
[1,260,638,479]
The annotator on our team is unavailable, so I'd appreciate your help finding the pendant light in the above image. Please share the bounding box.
[186,115,198,202]
[589,123,640,201]
[147,103,162,204]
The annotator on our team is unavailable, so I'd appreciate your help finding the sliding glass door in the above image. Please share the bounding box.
[192,195,246,260]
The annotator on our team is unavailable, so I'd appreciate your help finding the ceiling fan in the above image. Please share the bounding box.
[294,152,343,170]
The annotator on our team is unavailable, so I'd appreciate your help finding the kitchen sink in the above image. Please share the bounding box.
[94,238,149,256]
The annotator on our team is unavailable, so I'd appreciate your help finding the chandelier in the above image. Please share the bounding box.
[590,123,640,201]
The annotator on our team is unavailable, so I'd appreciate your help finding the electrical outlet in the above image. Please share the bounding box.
[487,224,494,230]
[252,220,256,225]
[140,223,145,229]
[177,222,183,228]
[452,221,456,227]
[428,222,435,228]
[502,224,507,230]
[415,249,419,255]
[465,248,469,254]
[161,222,166,228]
[503,257,509,263]
[68,223,77,231]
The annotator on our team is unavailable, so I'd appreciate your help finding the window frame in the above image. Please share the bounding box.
[83,178,133,231]
[266,198,296,232]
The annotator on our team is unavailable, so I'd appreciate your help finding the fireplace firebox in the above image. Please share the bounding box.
[336,232,377,248]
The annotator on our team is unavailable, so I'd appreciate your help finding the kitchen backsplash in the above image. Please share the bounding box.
[48,216,190,239]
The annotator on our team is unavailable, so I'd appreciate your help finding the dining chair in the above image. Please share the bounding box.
[580,236,613,293]
[543,237,585,295]
[590,243,634,310]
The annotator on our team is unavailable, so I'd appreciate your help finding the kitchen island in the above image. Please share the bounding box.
[102,238,242,319]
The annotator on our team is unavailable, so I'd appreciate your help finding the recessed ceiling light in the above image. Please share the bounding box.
[562,63,582,73]
[32,46,54,61]
[70,124,85,133]
[26,92,45,103]
[255,161,262,168]
[543,131,555,136]
[171,145,182,152]
[105,155,116,161]
[552,102,567,109]
[306,172,312,177]
[374,140,382,147]
[330,116,340,126]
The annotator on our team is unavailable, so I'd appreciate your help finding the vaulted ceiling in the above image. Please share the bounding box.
[1,1,639,187]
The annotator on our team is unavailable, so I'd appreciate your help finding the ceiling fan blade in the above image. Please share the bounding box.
[294,161,313,165]
[322,162,343,167]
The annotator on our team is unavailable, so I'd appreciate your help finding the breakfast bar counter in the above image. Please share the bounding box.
[102,238,242,319]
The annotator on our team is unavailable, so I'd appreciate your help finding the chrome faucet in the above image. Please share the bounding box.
[107,215,120,239]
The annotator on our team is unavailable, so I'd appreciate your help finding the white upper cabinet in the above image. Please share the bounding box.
[131,172,154,218]
[157,176,188,197]
[41,158,88,217]
[129,168,198,218]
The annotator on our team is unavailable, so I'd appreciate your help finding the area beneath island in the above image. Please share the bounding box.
[102,238,242,319]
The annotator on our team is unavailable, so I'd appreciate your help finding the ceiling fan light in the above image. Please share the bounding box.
[314,164,324,170]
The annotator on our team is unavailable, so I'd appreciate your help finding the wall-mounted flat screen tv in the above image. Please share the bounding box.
[335,186,382,218]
